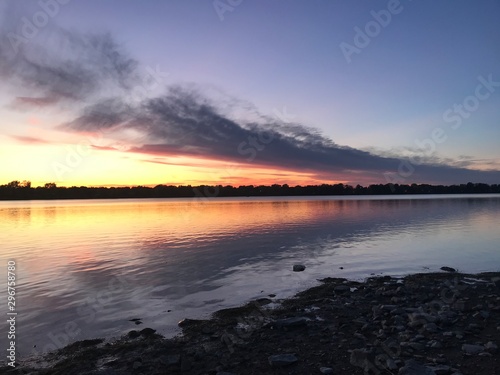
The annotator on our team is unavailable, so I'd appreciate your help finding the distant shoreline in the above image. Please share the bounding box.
[1,181,500,201]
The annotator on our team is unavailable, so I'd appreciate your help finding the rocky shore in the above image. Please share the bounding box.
[3,270,500,374]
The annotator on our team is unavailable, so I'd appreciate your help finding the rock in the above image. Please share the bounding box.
[139,327,156,336]
[386,358,398,370]
[178,318,202,327]
[268,353,298,367]
[160,354,181,366]
[462,344,484,355]
[132,361,142,369]
[293,264,306,272]
[427,365,451,375]
[127,330,140,339]
[350,348,376,372]
[273,317,309,328]
[399,359,436,374]
[255,297,273,305]
[485,341,498,352]
[320,367,334,374]
[407,342,425,351]
[440,266,456,273]
[334,285,350,294]
[453,300,472,311]
[424,323,439,333]
[428,340,443,349]
[180,356,192,371]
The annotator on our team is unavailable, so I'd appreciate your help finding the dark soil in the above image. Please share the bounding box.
[2,271,500,375]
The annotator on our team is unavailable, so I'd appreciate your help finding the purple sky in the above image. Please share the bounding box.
[1,0,499,186]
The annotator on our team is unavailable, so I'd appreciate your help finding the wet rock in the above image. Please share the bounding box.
[350,348,376,372]
[268,353,298,367]
[399,359,436,374]
[255,298,273,306]
[181,356,192,371]
[178,318,202,327]
[320,367,334,374]
[462,344,484,354]
[453,300,472,312]
[407,342,425,351]
[440,266,456,273]
[485,341,498,352]
[139,327,156,337]
[424,323,439,333]
[334,285,350,294]
[428,340,443,349]
[273,317,309,329]
[386,358,398,370]
[127,330,140,339]
[160,354,181,366]
[293,264,306,272]
[427,365,451,375]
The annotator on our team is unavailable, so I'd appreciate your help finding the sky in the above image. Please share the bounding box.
[0,0,499,187]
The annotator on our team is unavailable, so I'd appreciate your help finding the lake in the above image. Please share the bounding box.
[1,194,500,356]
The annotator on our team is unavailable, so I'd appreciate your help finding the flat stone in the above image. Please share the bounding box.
[427,365,451,375]
[273,317,309,328]
[386,358,398,370]
[178,318,203,327]
[440,266,456,273]
[268,353,298,367]
[320,367,334,374]
[161,354,181,366]
[139,327,156,336]
[462,344,484,355]
[399,359,436,374]
[485,341,498,352]
[350,348,374,372]
[424,323,439,333]
[293,264,305,272]
[127,330,140,339]
[334,285,350,294]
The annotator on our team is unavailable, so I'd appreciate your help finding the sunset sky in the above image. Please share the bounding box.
[1,0,499,187]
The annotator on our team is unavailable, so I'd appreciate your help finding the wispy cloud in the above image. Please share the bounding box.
[10,135,49,144]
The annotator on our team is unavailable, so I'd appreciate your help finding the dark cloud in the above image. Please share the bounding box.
[63,86,500,185]
[64,98,133,131]
[0,8,139,106]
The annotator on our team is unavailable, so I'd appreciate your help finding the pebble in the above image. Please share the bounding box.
[440,266,457,273]
[293,264,306,272]
[319,367,334,374]
[268,353,298,367]
[273,317,309,328]
[399,359,437,375]
[334,285,350,294]
[462,344,484,354]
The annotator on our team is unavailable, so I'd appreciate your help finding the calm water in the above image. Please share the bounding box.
[1,195,500,356]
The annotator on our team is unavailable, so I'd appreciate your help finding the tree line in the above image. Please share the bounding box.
[0,181,499,200]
